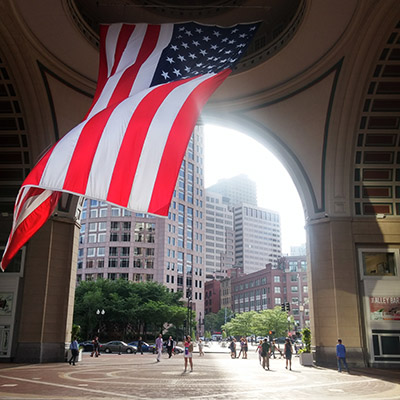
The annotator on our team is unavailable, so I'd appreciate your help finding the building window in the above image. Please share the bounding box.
[88,234,96,243]
[99,222,107,231]
[97,247,105,256]
[109,247,118,256]
[274,287,281,293]
[111,208,121,217]
[97,259,104,268]
[122,233,131,241]
[108,259,118,268]
[111,221,119,230]
[274,276,280,283]
[291,286,298,292]
[87,248,95,257]
[110,233,118,242]
[120,259,129,268]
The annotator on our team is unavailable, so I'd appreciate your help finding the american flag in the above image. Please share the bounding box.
[1,21,259,271]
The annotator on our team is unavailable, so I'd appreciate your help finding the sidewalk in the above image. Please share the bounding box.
[0,350,399,400]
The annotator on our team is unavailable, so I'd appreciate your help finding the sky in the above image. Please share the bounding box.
[203,124,306,255]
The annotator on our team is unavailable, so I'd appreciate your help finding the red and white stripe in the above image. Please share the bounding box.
[1,188,60,271]
[1,23,233,270]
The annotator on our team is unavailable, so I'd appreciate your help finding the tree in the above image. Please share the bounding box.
[73,279,186,341]
[222,311,257,337]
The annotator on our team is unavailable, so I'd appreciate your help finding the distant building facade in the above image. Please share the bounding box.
[204,279,221,314]
[230,256,309,329]
[234,203,282,274]
[204,191,235,280]
[290,243,306,256]
[206,174,257,206]
[77,125,206,321]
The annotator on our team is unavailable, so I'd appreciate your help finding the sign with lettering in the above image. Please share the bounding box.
[369,297,400,320]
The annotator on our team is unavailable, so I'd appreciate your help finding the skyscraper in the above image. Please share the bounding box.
[206,174,257,206]
[234,203,281,274]
[77,125,206,322]
[204,191,235,280]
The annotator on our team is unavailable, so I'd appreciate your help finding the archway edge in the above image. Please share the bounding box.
[201,112,312,222]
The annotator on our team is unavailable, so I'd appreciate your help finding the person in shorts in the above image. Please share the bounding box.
[184,335,194,372]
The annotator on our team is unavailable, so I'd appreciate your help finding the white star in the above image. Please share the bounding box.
[196,28,203,34]
[193,40,200,47]
[200,49,207,56]
[221,38,228,43]
[213,30,221,37]
[250,26,256,31]
[185,30,193,36]
[229,40,236,44]
[170,44,178,51]
[220,59,227,63]
[230,58,237,63]
[239,33,247,38]
[181,42,189,49]
[188,53,197,59]
[184,66,191,73]
[225,50,232,54]
[211,44,218,50]
[196,63,203,67]
[231,28,238,33]
[237,43,246,48]
[179,26,185,31]
[178,55,186,62]
[166,57,174,64]
[173,68,182,77]
[161,71,170,80]
[203,36,211,42]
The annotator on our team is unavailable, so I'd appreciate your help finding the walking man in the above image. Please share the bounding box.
[261,338,271,370]
[336,339,349,372]
[137,336,143,355]
[69,337,79,366]
[166,336,174,358]
[155,333,163,362]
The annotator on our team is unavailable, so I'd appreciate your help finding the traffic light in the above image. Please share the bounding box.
[285,302,291,312]
[281,303,285,312]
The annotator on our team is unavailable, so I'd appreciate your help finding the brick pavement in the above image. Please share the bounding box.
[0,344,399,400]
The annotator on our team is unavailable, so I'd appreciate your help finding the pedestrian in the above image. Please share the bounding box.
[237,337,244,358]
[91,336,100,357]
[166,336,174,358]
[155,333,163,362]
[184,335,194,372]
[243,337,248,359]
[256,339,263,364]
[284,338,293,370]
[137,336,143,355]
[69,337,79,366]
[229,338,237,359]
[336,339,349,372]
[261,338,271,370]
[198,339,204,356]
[271,340,282,358]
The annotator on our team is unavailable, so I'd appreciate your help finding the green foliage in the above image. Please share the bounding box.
[301,327,311,353]
[73,279,186,341]
[204,308,234,333]
[204,330,212,339]
[221,307,292,338]
[71,324,81,341]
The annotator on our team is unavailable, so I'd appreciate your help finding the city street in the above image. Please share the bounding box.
[0,342,399,400]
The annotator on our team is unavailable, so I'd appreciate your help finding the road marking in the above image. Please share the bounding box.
[0,375,141,399]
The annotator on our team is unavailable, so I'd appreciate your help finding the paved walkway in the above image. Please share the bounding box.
[0,343,399,400]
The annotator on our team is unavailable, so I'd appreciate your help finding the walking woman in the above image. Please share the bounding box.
[284,338,293,370]
[256,339,263,364]
[184,335,194,372]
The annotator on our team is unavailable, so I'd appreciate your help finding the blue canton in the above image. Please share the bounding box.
[151,21,259,86]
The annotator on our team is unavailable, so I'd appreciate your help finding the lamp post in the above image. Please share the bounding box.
[187,288,192,337]
[96,309,105,334]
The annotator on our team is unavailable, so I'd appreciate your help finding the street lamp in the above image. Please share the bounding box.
[96,309,105,334]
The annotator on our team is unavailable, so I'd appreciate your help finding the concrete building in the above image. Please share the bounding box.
[206,174,257,206]
[77,126,206,320]
[231,257,309,330]
[204,191,235,280]
[234,203,282,274]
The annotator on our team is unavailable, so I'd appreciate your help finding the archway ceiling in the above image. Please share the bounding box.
[12,0,360,217]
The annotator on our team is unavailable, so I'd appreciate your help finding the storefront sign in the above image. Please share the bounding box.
[370,296,400,320]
